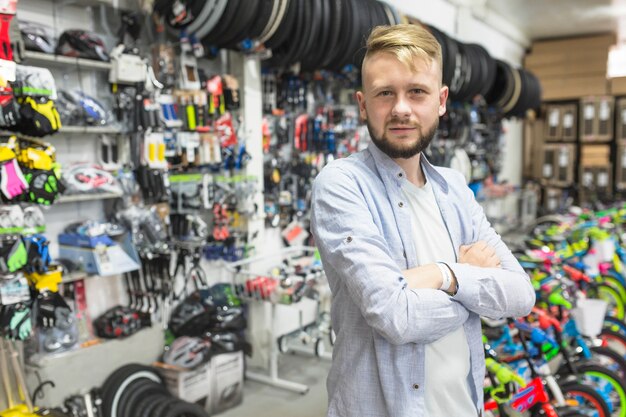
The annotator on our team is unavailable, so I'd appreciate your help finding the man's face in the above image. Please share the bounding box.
[356,52,449,159]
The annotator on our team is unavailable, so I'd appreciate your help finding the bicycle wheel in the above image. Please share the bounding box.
[604,317,626,338]
[577,363,626,417]
[591,346,626,382]
[600,328,626,359]
[559,382,611,417]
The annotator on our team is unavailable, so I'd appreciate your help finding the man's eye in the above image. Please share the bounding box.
[410,89,424,94]
[378,91,392,97]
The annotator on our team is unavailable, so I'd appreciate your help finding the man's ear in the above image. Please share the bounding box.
[438,85,449,117]
[356,91,367,121]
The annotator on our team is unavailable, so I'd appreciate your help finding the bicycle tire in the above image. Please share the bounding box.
[591,346,626,382]
[559,381,611,417]
[161,400,209,417]
[600,328,626,358]
[101,364,162,417]
[137,393,171,417]
[119,379,168,417]
[604,317,626,337]
[577,363,626,417]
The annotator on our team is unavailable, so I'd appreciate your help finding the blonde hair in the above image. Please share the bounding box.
[363,24,443,82]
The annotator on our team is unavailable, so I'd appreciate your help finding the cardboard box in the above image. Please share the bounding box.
[155,362,212,411]
[581,144,611,165]
[542,103,577,141]
[541,76,609,101]
[580,164,613,203]
[611,77,626,95]
[541,144,576,186]
[530,33,615,56]
[615,140,626,189]
[543,187,567,213]
[580,96,614,142]
[526,51,610,77]
[210,351,244,414]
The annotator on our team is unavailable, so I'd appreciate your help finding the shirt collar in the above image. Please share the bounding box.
[367,143,449,194]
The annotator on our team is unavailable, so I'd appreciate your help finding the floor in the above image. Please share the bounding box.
[220,353,331,417]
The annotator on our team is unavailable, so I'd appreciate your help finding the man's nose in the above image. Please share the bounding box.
[391,95,411,117]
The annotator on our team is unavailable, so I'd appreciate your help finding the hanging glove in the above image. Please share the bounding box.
[34,290,71,328]
[18,96,62,137]
[8,305,32,340]
[0,158,28,199]
[0,85,20,127]
[6,237,26,272]
[23,168,60,205]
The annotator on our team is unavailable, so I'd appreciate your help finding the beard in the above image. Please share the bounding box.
[367,118,438,159]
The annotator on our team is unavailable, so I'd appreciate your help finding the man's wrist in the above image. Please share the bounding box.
[436,262,458,295]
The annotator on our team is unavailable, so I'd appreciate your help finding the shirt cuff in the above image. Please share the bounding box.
[445,262,481,303]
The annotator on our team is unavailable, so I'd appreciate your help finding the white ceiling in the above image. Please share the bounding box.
[485,0,625,41]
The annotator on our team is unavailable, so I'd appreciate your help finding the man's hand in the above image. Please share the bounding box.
[459,241,501,268]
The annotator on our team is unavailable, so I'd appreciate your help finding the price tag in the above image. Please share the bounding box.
[621,151,626,168]
[583,172,594,187]
[621,109,626,124]
[584,103,595,120]
[598,171,608,187]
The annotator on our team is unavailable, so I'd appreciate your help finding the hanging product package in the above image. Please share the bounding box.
[55,29,109,61]
[13,65,57,99]
[16,96,61,136]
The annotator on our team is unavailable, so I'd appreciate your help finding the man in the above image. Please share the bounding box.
[310,24,535,417]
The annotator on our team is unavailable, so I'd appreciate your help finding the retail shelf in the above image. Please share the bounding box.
[59,126,123,134]
[58,0,133,8]
[22,50,111,71]
[56,192,123,204]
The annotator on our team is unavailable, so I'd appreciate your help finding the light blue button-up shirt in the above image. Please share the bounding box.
[310,144,535,417]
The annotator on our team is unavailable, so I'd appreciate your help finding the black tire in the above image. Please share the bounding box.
[137,393,171,417]
[161,400,210,417]
[559,382,612,417]
[101,364,162,417]
[119,379,168,417]
[152,396,177,417]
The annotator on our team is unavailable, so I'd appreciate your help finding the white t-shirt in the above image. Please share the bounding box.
[400,179,476,417]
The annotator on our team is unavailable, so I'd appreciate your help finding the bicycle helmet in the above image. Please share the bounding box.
[168,292,216,337]
[56,30,109,61]
[163,336,212,369]
[19,21,55,54]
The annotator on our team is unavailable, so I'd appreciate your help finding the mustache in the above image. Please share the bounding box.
[386,118,419,127]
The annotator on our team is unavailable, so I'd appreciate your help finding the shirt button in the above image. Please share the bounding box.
[413,383,419,390]
[346,236,353,243]
[398,173,403,178]
[398,202,404,208]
